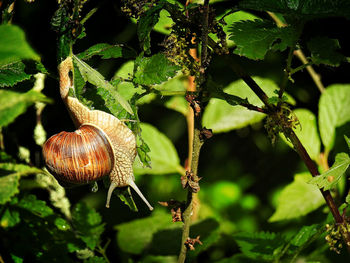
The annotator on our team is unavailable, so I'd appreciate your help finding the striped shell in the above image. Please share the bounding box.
[43,124,114,184]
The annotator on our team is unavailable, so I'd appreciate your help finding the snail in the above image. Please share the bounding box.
[42,57,153,211]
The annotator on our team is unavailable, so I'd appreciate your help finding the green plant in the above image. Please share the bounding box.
[1,0,350,262]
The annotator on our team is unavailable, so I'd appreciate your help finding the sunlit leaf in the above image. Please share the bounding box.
[0,163,43,204]
[0,89,52,128]
[73,55,133,115]
[0,61,31,87]
[133,123,183,175]
[280,109,321,162]
[203,77,295,133]
[134,53,181,85]
[319,84,350,150]
[308,152,350,191]
[269,173,324,222]
[0,25,40,66]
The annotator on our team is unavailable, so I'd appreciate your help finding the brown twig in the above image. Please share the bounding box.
[178,1,210,262]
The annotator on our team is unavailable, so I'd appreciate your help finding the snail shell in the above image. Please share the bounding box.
[43,57,153,210]
[43,124,114,184]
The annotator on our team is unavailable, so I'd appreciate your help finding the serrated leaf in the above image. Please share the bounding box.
[17,194,54,218]
[77,43,136,60]
[133,123,183,175]
[203,77,295,133]
[233,231,285,260]
[72,202,105,250]
[0,163,43,204]
[308,152,350,190]
[229,19,297,60]
[280,109,321,162]
[0,61,31,87]
[238,0,350,18]
[307,37,345,66]
[318,84,350,150]
[210,11,259,48]
[138,3,164,53]
[0,89,52,128]
[269,173,324,222]
[72,55,133,115]
[134,53,181,85]
[0,25,40,66]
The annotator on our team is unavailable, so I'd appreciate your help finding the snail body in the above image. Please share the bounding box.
[43,57,153,210]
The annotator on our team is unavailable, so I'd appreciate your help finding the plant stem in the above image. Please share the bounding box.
[178,1,210,262]
[267,12,325,93]
[279,47,294,100]
[230,60,350,252]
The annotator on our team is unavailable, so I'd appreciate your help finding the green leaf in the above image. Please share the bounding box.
[85,256,108,263]
[0,208,20,228]
[115,187,138,212]
[269,173,324,222]
[0,163,43,204]
[203,77,295,133]
[72,202,105,250]
[0,89,52,128]
[318,84,350,150]
[77,43,136,60]
[116,211,219,256]
[280,109,321,162]
[229,19,297,60]
[308,152,350,191]
[17,194,54,218]
[115,211,176,254]
[233,231,285,260]
[112,60,156,104]
[289,223,323,247]
[134,53,181,85]
[153,9,173,35]
[133,123,183,175]
[0,61,31,87]
[142,255,177,263]
[345,135,350,151]
[72,55,133,115]
[210,11,259,48]
[138,3,164,53]
[307,37,345,66]
[238,0,350,18]
[0,25,40,66]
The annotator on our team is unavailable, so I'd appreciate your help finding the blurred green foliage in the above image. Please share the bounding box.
[1,0,350,262]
